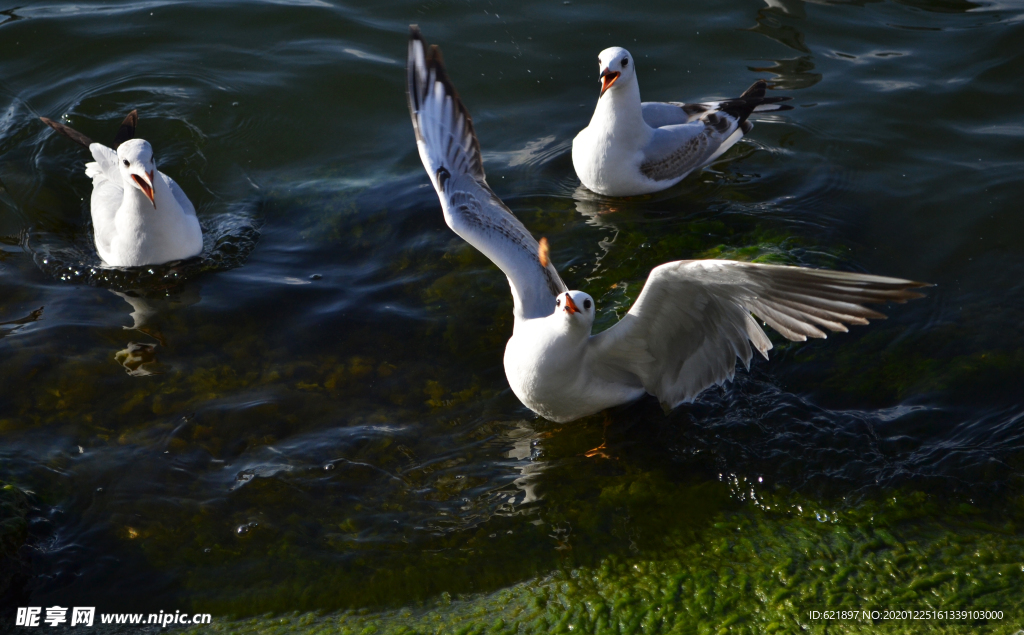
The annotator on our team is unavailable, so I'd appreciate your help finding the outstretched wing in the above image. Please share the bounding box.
[590,260,929,408]
[407,25,566,322]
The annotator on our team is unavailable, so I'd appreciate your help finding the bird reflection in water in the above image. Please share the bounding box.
[110,285,200,376]
[114,341,160,377]
[504,422,547,505]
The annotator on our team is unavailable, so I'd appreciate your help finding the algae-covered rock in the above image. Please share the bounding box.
[180,488,1024,635]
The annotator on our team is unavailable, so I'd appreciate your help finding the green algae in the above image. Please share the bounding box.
[0,183,1012,628]
[181,486,1024,635]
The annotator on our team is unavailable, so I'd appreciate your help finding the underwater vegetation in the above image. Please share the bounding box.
[181,484,1024,634]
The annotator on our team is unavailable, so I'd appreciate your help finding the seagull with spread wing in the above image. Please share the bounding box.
[406,26,929,423]
[573,46,792,196]
[40,111,202,267]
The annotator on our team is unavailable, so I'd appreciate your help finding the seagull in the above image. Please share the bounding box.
[407,27,929,423]
[572,47,792,197]
[40,111,203,267]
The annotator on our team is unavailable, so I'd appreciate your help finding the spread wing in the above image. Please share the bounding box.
[406,25,566,322]
[589,260,929,408]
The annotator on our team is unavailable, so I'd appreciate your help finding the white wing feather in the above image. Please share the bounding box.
[85,143,122,258]
[162,173,196,217]
[590,260,929,408]
[407,26,566,322]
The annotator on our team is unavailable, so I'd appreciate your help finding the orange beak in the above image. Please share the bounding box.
[600,70,620,96]
[563,293,579,315]
[132,171,156,208]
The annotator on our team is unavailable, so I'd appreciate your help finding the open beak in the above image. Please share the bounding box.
[600,69,620,97]
[132,171,156,208]
[563,293,579,315]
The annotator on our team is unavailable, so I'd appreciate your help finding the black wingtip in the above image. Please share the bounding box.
[739,79,768,100]
[39,116,94,148]
[719,80,794,126]
[113,109,138,148]
[405,25,487,185]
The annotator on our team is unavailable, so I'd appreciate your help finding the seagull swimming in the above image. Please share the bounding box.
[407,27,929,423]
[40,111,202,267]
[572,47,792,197]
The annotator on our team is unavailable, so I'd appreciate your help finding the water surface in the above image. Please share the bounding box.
[1,0,1022,622]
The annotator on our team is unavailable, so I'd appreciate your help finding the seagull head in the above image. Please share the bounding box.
[554,291,595,332]
[117,139,157,208]
[597,47,635,97]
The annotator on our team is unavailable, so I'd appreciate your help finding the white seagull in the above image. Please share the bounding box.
[40,111,203,267]
[407,27,928,423]
[572,47,792,197]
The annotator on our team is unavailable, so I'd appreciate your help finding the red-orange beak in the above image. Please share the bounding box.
[132,171,155,208]
[563,293,579,315]
[600,69,620,97]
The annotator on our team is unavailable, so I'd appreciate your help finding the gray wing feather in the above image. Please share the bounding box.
[641,102,714,128]
[638,122,714,182]
[639,109,746,182]
[590,260,929,408]
[642,100,791,128]
[407,26,566,322]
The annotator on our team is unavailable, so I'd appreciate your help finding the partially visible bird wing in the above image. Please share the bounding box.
[160,173,197,217]
[83,144,122,257]
[113,110,138,148]
[640,80,793,128]
[638,111,746,183]
[406,25,566,322]
[85,143,119,181]
[589,260,929,408]
[39,116,94,148]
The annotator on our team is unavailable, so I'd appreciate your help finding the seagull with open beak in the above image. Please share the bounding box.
[599,63,620,97]
[573,46,793,196]
[120,139,157,208]
[40,112,203,267]
[407,26,928,423]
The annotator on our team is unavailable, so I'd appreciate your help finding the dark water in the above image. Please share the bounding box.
[1,0,1022,620]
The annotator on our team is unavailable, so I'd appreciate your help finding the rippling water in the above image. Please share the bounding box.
[1,0,1022,620]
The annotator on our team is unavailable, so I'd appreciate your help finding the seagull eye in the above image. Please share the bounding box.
[123,159,130,167]
[621,58,629,68]
[584,299,592,309]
